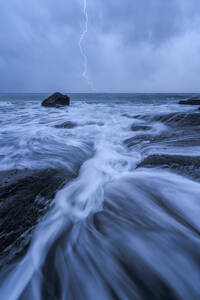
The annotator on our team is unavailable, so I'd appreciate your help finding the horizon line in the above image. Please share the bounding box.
[0,91,200,94]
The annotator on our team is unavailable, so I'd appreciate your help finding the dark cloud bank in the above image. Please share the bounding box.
[0,0,200,92]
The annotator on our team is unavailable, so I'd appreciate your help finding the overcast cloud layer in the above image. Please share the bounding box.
[1,0,200,92]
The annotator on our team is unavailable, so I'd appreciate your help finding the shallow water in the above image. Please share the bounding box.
[0,93,200,300]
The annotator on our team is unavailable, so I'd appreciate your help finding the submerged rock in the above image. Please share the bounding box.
[85,121,104,126]
[131,124,152,131]
[42,92,70,108]
[55,121,77,129]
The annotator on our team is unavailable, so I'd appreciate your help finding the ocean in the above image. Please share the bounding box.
[0,93,200,299]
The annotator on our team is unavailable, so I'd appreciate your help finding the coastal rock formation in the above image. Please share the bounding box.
[0,168,76,267]
[137,154,200,181]
[132,112,200,128]
[179,98,200,105]
[42,92,70,108]
[124,112,200,159]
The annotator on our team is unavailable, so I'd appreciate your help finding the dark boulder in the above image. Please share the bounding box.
[55,121,77,129]
[42,92,70,108]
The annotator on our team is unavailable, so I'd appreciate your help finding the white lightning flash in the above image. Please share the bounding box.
[79,0,95,91]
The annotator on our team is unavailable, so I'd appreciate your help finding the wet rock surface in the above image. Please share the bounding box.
[85,121,104,126]
[42,92,70,108]
[131,124,152,131]
[179,98,200,105]
[131,112,200,127]
[55,121,77,129]
[152,112,200,127]
[0,168,77,268]
[124,110,200,183]
[137,154,200,181]
[124,112,200,147]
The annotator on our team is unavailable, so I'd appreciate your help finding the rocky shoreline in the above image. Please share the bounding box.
[0,168,79,268]
[1,93,200,271]
[123,96,200,182]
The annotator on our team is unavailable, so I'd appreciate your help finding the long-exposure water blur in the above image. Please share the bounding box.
[0,93,200,300]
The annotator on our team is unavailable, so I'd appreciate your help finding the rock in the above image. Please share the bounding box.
[179,98,200,105]
[0,168,76,267]
[131,124,151,131]
[124,134,153,147]
[137,154,200,168]
[133,114,144,119]
[161,113,200,127]
[55,121,77,129]
[42,92,70,108]
[85,121,104,126]
[121,113,134,119]
[137,154,200,181]
[123,132,172,148]
[144,112,200,128]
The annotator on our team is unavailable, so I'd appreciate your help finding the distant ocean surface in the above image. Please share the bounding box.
[0,93,197,170]
[1,93,200,300]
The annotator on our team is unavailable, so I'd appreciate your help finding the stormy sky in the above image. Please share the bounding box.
[1,0,200,93]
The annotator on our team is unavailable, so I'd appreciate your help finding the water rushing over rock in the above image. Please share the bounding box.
[0,93,200,300]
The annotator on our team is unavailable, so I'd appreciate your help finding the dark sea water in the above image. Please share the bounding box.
[0,93,200,300]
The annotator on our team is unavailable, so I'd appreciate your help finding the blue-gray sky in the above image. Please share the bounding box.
[1,0,200,92]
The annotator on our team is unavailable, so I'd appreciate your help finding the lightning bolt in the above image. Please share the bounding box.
[79,0,95,91]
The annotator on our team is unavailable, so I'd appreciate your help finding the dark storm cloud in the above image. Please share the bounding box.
[0,0,200,92]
